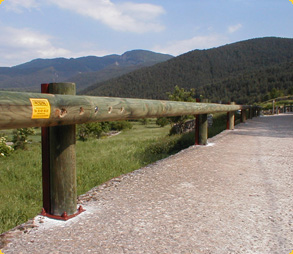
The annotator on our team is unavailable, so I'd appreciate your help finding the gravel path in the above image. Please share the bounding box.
[1,114,293,254]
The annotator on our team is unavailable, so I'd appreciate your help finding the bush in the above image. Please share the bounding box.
[77,122,104,141]
[0,135,14,157]
[77,121,133,141]
[156,117,170,127]
[12,128,35,150]
[139,119,149,125]
[146,131,194,155]
[109,121,133,131]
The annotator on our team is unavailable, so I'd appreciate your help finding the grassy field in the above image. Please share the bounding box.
[0,114,230,234]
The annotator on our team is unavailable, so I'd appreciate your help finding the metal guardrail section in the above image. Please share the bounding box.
[0,91,250,130]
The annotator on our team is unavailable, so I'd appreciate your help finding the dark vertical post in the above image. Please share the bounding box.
[249,106,253,119]
[272,100,275,115]
[257,107,261,117]
[195,99,208,145]
[227,102,235,130]
[197,114,208,145]
[195,98,200,145]
[48,83,77,216]
[253,107,257,117]
[241,109,247,123]
[41,84,51,214]
[195,114,200,145]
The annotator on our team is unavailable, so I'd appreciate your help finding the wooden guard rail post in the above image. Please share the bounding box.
[0,83,254,219]
[227,102,236,130]
[41,83,80,220]
[195,99,208,145]
[241,108,247,123]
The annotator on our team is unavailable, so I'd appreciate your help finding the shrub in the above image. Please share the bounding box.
[146,131,194,155]
[156,117,170,127]
[109,121,133,131]
[77,121,133,141]
[0,135,14,157]
[139,119,149,125]
[12,128,35,150]
[77,122,104,141]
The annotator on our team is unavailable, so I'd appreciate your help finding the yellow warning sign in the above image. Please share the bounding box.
[30,98,51,119]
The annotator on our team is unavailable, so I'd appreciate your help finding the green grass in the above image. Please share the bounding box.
[76,121,170,195]
[257,96,293,110]
[0,115,229,234]
[0,121,170,234]
[0,144,42,234]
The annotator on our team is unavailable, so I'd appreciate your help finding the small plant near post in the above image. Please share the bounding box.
[12,128,35,150]
[0,135,13,157]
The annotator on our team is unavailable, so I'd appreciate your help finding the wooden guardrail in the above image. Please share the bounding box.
[0,88,251,130]
[0,83,259,220]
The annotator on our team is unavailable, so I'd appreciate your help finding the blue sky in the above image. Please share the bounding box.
[0,0,292,66]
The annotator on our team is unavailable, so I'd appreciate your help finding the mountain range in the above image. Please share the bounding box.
[0,50,173,92]
[1,37,293,105]
[81,37,293,104]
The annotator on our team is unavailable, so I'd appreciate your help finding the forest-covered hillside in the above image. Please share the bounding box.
[82,37,293,104]
[0,50,173,92]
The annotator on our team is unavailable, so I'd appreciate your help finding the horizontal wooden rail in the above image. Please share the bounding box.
[0,90,251,130]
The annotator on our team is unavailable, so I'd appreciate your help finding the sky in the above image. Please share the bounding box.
[0,0,292,67]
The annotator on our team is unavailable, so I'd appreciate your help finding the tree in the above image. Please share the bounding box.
[270,88,284,99]
[167,85,195,102]
[167,86,196,135]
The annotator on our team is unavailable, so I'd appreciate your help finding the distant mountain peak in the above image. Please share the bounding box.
[0,49,174,92]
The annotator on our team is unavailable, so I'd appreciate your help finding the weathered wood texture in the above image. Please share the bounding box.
[41,84,51,214]
[0,91,249,130]
[197,114,208,145]
[47,83,77,216]
[227,102,236,130]
[241,109,247,123]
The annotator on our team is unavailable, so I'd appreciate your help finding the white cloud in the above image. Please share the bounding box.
[4,0,39,12]
[153,34,230,56]
[228,24,243,34]
[119,2,165,21]
[48,0,165,33]
[0,27,71,66]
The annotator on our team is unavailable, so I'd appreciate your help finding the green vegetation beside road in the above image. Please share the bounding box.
[258,95,293,110]
[0,114,230,234]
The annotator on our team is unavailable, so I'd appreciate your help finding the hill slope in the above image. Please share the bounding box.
[82,37,293,104]
[0,50,173,92]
